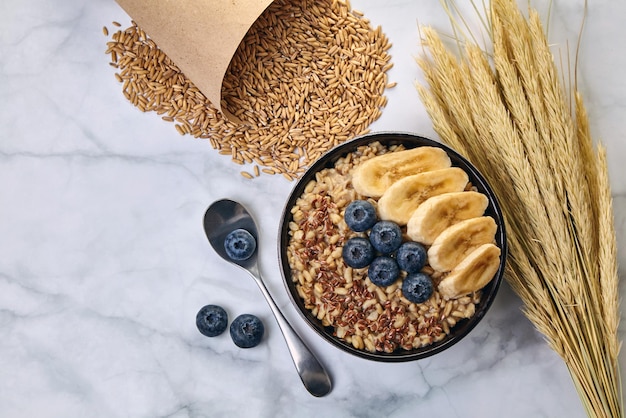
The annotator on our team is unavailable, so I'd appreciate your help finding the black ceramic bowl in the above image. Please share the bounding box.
[278,132,507,361]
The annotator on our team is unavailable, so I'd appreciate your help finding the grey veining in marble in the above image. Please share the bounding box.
[1,0,624,417]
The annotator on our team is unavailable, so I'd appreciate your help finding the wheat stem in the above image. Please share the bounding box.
[415,1,622,416]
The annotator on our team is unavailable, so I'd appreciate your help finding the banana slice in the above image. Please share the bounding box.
[407,191,489,245]
[377,167,469,225]
[438,243,501,299]
[351,146,451,198]
[428,216,497,272]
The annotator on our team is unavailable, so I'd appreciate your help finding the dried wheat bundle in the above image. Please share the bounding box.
[415,0,622,416]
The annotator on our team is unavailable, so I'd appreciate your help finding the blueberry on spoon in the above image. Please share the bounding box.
[224,228,256,261]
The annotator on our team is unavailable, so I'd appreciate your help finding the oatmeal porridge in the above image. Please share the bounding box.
[285,141,497,354]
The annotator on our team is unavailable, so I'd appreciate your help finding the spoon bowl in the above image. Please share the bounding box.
[203,199,332,397]
[204,199,259,271]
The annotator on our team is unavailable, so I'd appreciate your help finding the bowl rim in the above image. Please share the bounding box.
[277,131,507,362]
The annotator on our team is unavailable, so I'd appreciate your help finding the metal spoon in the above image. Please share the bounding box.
[203,198,332,397]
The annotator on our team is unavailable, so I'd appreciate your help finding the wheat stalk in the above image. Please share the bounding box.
[416,0,622,416]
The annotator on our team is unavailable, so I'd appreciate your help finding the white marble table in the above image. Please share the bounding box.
[1,0,625,417]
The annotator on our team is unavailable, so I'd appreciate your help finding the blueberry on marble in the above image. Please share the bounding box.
[367,256,400,287]
[342,237,375,269]
[230,314,265,348]
[344,200,377,232]
[369,220,403,254]
[224,228,256,261]
[396,241,427,273]
[402,273,434,304]
[196,304,229,337]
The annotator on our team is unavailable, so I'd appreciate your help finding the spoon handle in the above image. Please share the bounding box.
[252,273,332,397]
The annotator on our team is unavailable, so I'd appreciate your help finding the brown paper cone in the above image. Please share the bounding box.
[115,0,276,122]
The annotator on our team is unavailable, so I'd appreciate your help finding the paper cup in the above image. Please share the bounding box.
[116,0,276,122]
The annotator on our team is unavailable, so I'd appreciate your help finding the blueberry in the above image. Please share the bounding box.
[344,200,377,232]
[367,256,400,287]
[396,241,427,273]
[224,228,256,261]
[196,304,228,337]
[230,314,265,348]
[402,273,434,304]
[342,237,375,269]
[369,221,403,254]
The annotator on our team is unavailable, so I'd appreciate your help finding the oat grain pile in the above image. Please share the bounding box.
[416,0,622,416]
[104,0,394,180]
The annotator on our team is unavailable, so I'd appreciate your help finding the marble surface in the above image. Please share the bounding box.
[1,0,625,417]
